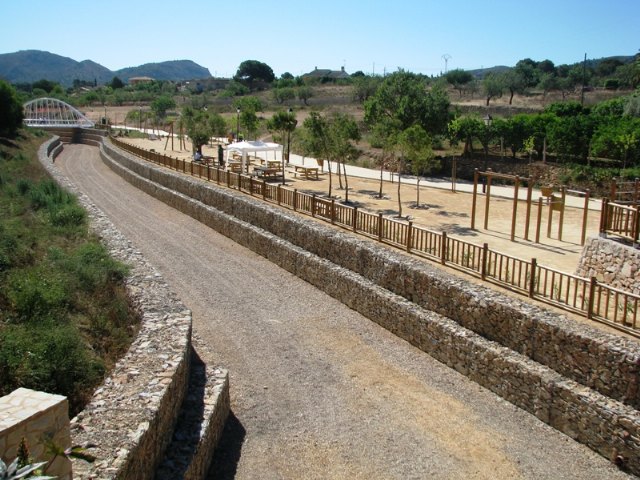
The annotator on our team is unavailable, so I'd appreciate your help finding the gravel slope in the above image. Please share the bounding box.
[56,145,633,479]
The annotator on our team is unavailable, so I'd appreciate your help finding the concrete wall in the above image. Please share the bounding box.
[100,138,640,475]
[0,388,71,480]
[577,236,640,295]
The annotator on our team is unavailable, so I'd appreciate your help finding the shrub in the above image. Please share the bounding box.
[5,265,70,322]
[0,321,105,413]
[49,203,86,227]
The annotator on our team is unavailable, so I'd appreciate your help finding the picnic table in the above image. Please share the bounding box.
[253,166,282,179]
[228,162,243,173]
[293,165,319,180]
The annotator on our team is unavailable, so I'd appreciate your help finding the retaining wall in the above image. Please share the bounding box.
[577,236,640,295]
[37,136,229,479]
[100,138,640,474]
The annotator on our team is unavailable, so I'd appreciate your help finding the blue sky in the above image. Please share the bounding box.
[1,0,637,78]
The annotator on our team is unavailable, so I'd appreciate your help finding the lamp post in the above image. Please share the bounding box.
[236,107,241,141]
[482,114,492,193]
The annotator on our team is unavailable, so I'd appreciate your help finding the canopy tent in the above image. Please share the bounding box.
[226,140,283,171]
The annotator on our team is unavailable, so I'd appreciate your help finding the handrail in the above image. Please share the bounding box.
[110,137,640,337]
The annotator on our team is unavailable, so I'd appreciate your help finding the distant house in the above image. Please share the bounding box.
[303,66,350,81]
[128,76,154,85]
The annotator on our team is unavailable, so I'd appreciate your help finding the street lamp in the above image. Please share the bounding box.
[236,107,241,141]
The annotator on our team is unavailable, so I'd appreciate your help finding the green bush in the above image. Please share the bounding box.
[0,321,105,410]
[49,203,86,227]
[5,265,70,322]
[58,242,129,292]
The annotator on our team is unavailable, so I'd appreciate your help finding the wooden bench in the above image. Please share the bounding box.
[293,165,319,180]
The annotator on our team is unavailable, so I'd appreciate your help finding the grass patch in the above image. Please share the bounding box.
[0,131,139,415]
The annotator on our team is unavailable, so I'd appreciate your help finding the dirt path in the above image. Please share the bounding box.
[56,145,631,479]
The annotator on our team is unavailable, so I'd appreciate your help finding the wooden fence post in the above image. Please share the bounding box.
[471,169,478,229]
[311,194,316,217]
[581,189,589,245]
[293,189,298,211]
[480,242,488,280]
[441,232,448,265]
[331,199,336,225]
[587,277,597,319]
[352,207,358,232]
[406,221,413,253]
[378,213,383,242]
[529,258,537,298]
[262,180,267,200]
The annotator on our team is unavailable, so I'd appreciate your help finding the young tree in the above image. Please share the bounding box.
[234,96,264,140]
[325,113,360,202]
[404,125,438,207]
[182,107,212,155]
[301,112,333,197]
[267,110,298,183]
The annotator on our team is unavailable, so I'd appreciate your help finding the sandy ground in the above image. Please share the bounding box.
[57,144,633,479]
[119,135,598,274]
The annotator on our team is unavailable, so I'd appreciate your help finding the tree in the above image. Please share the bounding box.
[182,106,212,155]
[325,113,360,202]
[234,96,264,140]
[301,112,333,197]
[352,75,381,102]
[445,69,474,97]
[502,70,527,105]
[109,77,125,89]
[151,95,176,128]
[272,87,295,104]
[267,110,298,183]
[405,126,438,207]
[482,72,503,106]
[0,80,24,137]
[234,60,275,90]
[297,86,313,105]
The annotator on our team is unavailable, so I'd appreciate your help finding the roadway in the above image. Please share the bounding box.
[56,144,629,479]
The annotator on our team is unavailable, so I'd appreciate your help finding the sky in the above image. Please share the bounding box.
[1,0,638,78]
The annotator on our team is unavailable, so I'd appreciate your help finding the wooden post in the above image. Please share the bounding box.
[441,232,448,265]
[277,185,281,205]
[547,196,553,238]
[352,207,358,232]
[558,186,566,241]
[483,173,492,230]
[262,180,267,201]
[480,242,488,280]
[331,199,336,225]
[451,157,457,193]
[599,198,608,234]
[471,169,479,229]
[524,182,533,241]
[311,194,316,217]
[293,189,298,211]
[581,189,590,245]
[528,258,537,298]
[536,197,543,243]
[511,176,519,242]
[406,221,413,253]
[587,277,597,319]
[378,213,383,242]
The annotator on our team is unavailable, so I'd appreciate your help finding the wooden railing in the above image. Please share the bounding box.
[600,198,640,243]
[109,137,640,336]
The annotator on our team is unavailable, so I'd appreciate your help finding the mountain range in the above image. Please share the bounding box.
[0,50,212,86]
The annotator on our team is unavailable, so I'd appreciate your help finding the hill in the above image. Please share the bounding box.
[0,50,212,86]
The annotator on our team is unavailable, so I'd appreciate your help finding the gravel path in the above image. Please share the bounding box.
[56,145,633,479]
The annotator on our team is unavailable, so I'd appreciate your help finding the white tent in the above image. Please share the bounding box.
[226,140,283,171]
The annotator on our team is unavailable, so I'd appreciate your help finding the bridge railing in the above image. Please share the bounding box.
[109,137,640,337]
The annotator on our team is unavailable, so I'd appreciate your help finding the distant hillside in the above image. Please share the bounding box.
[0,50,212,86]
[115,60,211,82]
